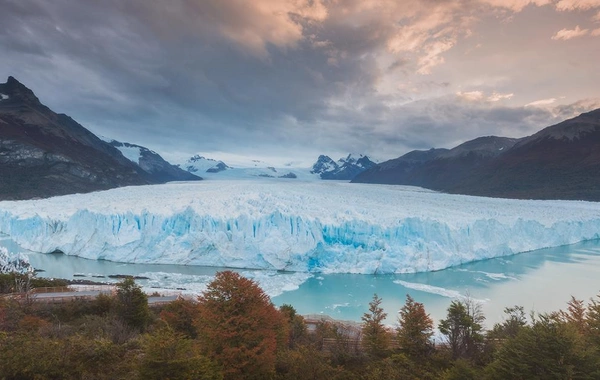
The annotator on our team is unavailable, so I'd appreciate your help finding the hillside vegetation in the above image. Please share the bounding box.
[1,271,600,379]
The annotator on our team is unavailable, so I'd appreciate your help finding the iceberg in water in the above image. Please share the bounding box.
[0,181,599,274]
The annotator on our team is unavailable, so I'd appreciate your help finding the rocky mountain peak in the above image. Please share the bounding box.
[181,154,230,173]
[0,76,41,105]
[0,76,198,200]
[311,155,338,174]
[311,153,376,180]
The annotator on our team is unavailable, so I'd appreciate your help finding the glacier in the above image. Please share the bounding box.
[0,180,599,274]
[0,246,31,274]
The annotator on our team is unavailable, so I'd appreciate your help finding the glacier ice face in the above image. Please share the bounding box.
[0,181,599,274]
[0,246,31,274]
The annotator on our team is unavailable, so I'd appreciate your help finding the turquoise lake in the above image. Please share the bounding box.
[3,236,600,327]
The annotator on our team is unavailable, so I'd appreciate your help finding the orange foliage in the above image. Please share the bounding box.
[196,271,284,380]
[160,298,200,339]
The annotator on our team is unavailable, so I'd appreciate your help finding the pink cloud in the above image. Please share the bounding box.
[526,98,557,107]
[152,0,329,58]
[218,0,328,57]
[456,91,514,102]
[555,0,600,11]
[457,91,485,101]
[488,92,515,102]
[478,0,552,12]
[551,25,590,40]
[173,0,600,72]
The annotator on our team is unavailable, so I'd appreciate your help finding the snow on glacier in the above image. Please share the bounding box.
[0,180,599,274]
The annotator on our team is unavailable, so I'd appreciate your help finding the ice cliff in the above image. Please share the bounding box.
[0,247,31,274]
[0,181,599,274]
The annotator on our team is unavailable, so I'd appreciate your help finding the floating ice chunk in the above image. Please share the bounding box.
[394,280,487,303]
[394,280,464,299]
[241,271,313,297]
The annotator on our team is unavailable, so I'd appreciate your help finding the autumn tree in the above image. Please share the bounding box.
[397,294,433,357]
[160,298,200,339]
[361,293,390,359]
[196,271,284,380]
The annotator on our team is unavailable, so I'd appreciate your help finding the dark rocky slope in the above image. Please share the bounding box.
[354,136,519,189]
[0,76,195,200]
[451,109,600,200]
[353,109,600,201]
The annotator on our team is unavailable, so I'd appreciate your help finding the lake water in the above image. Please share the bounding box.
[2,236,600,327]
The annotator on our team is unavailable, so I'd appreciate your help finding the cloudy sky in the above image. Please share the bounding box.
[1,0,600,166]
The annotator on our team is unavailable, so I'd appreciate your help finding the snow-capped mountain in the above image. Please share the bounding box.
[179,154,319,180]
[311,155,338,175]
[104,139,200,182]
[182,155,231,174]
[311,154,377,180]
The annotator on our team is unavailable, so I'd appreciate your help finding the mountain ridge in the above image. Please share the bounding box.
[105,139,200,182]
[353,109,600,201]
[0,76,196,200]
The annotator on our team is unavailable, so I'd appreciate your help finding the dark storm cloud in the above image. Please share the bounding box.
[0,0,599,164]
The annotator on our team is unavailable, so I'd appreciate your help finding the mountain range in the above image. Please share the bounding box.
[174,153,375,181]
[2,75,600,201]
[353,109,600,201]
[181,155,231,174]
[311,154,376,180]
[0,76,198,200]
